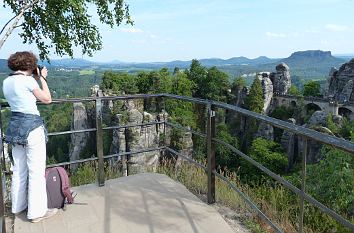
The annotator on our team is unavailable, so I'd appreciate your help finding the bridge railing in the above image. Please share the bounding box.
[274,92,354,105]
[0,94,353,233]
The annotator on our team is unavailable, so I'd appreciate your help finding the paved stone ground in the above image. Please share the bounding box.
[14,173,239,233]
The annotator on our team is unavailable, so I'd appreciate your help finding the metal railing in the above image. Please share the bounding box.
[0,93,353,233]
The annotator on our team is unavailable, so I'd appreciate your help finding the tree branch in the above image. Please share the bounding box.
[0,15,16,36]
[0,0,40,51]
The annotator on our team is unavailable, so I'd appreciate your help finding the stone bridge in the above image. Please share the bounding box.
[273,94,354,120]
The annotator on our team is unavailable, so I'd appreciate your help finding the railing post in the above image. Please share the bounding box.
[206,104,216,204]
[95,99,105,186]
[299,137,308,233]
[0,104,6,233]
[122,155,128,177]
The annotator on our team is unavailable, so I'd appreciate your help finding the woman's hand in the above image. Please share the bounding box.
[33,66,52,104]
[34,66,48,80]
[40,67,48,79]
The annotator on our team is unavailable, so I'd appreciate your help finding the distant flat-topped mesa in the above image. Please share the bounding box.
[289,50,332,58]
[326,58,354,102]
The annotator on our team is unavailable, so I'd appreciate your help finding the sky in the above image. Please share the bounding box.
[0,0,354,62]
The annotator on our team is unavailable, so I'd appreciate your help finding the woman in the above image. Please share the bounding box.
[3,51,57,223]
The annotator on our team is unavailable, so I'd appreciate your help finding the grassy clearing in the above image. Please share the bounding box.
[79,69,95,75]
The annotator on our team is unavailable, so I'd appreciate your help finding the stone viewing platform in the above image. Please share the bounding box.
[14,173,239,233]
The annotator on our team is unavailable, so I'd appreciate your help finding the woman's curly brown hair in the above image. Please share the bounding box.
[7,51,38,72]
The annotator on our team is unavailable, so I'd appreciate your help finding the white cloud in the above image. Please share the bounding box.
[265,32,287,38]
[120,27,144,33]
[325,24,350,32]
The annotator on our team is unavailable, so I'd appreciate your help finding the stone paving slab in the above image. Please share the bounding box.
[15,173,236,233]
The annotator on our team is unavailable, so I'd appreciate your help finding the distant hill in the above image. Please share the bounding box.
[270,50,345,77]
[43,58,96,67]
[279,50,344,67]
[218,50,346,79]
[0,50,349,79]
[122,56,279,69]
[200,56,279,66]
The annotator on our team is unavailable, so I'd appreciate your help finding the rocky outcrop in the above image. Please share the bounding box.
[227,84,248,135]
[256,122,274,141]
[339,80,354,102]
[300,111,332,164]
[326,59,354,102]
[125,100,158,174]
[176,128,194,166]
[69,103,90,170]
[280,118,298,170]
[109,114,126,157]
[270,63,291,94]
[70,89,192,174]
[257,72,273,113]
[306,111,327,126]
[109,100,173,174]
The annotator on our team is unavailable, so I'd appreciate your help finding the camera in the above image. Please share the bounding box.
[32,65,44,76]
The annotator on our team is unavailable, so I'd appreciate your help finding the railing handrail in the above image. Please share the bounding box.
[0,94,353,233]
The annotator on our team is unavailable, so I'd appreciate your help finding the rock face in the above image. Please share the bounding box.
[69,103,90,170]
[176,128,194,166]
[306,111,327,126]
[109,114,126,157]
[124,100,159,174]
[300,111,331,164]
[270,63,291,94]
[326,59,354,102]
[256,122,274,141]
[227,84,248,135]
[339,80,354,102]
[280,118,298,170]
[257,72,273,114]
[109,99,175,174]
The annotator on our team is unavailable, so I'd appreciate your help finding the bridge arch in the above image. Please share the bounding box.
[290,100,297,108]
[305,103,322,115]
[338,107,353,120]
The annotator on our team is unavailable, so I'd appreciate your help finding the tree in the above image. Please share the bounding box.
[241,137,287,180]
[204,66,230,102]
[186,60,230,102]
[245,77,264,114]
[232,77,246,90]
[303,81,321,97]
[215,123,238,170]
[101,71,138,94]
[1,0,132,60]
[186,59,207,97]
[136,69,172,94]
[288,85,301,96]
